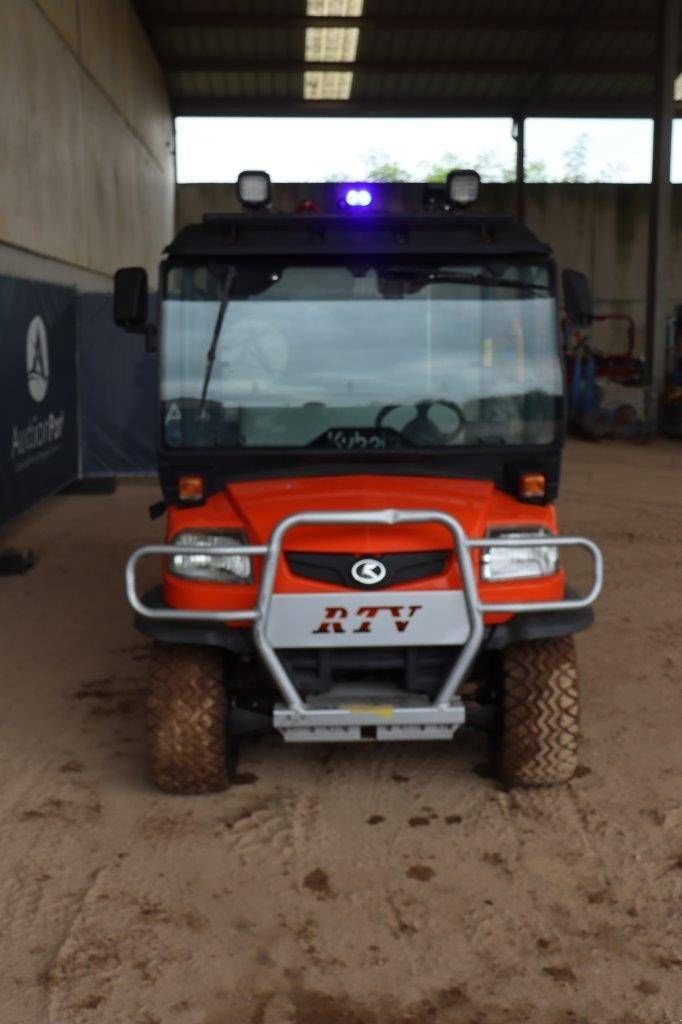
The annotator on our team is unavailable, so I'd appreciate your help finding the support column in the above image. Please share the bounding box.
[645,0,680,408]
[513,116,526,223]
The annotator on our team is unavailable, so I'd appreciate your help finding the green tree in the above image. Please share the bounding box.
[364,150,412,182]
[473,149,511,182]
[595,161,627,183]
[525,158,550,183]
[420,151,462,183]
[562,134,589,183]
[324,147,551,185]
[324,170,353,182]
[421,149,551,184]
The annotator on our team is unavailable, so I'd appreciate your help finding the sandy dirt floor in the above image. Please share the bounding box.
[1,440,681,1024]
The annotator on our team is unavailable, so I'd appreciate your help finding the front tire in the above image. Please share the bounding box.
[147,643,229,794]
[498,636,580,787]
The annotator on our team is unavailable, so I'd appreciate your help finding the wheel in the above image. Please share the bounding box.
[498,636,580,788]
[147,643,229,794]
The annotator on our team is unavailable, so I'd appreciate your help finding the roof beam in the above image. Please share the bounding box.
[523,0,596,105]
[174,97,678,119]
[165,57,653,76]
[145,12,655,32]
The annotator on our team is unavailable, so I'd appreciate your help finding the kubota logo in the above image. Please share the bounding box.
[313,604,423,635]
[351,558,387,585]
[26,315,49,403]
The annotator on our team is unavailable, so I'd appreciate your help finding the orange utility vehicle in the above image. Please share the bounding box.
[117,171,602,794]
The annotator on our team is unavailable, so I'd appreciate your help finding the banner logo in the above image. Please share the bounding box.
[26,315,50,403]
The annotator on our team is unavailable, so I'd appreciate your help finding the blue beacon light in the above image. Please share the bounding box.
[345,187,373,207]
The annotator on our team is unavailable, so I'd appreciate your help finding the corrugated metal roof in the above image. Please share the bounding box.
[132,0,679,118]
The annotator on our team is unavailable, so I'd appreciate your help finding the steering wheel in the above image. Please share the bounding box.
[375,400,466,445]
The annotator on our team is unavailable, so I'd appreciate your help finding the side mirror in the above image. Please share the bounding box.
[114,267,148,332]
[562,269,593,327]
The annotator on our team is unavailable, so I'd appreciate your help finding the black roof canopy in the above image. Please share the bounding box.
[166,213,552,258]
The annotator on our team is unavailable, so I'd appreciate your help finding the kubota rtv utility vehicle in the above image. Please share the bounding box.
[116,170,602,794]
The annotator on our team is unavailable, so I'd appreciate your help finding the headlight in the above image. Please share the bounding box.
[481,529,558,582]
[170,530,252,583]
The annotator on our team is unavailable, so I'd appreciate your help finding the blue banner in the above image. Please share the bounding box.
[78,293,157,476]
[0,276,79,525]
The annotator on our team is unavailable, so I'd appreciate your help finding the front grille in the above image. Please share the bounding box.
[277,645,457,697]
[286,550,449,589]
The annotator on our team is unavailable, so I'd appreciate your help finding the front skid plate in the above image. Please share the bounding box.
[273,702,465,743]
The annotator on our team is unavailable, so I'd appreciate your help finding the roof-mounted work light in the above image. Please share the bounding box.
[446,170,480,208]
[236,170,272,210]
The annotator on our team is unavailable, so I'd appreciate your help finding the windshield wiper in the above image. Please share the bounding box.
[197,265,236,421]
[382,267,549,293]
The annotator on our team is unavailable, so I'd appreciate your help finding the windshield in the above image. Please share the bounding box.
[161,259,561,450]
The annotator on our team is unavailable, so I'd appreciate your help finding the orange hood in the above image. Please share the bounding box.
[224,474,555,551]
[164,474,562,615]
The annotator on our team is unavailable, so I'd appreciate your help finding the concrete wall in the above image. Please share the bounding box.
[0,0,175,288]
[484,184,674,358]
[176,181,681,357]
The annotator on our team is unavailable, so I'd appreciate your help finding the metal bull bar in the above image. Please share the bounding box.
[126,510,603,742]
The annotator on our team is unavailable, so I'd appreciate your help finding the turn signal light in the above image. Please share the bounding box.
[519,472,546,499]
[178,475,204,502]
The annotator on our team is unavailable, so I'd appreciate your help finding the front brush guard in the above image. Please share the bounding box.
[126,510,603,740]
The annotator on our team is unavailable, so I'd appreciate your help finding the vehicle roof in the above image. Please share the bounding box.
[165,213,552,259]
